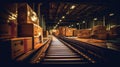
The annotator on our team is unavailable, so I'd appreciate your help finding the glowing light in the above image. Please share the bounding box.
[77,23,79,25]
[83,21,85,23]
[62,16,65,19]
[59,20,62,22]
[70,5,76,9]
[109,13,114,16]
[110,25,116,28]
[93,18,97,21]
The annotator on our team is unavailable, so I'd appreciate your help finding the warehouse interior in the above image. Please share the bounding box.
[0,0,120,65]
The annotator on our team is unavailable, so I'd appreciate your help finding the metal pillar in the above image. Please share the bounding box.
[103,16,106,26]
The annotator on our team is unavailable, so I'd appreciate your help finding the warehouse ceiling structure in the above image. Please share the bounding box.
[4,0,120,29]
[38,0,120,29]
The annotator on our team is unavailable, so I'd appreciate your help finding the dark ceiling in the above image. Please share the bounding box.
[2,0,120,28]
[39,0,120,28]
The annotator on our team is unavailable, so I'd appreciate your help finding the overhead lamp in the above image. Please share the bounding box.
[71,24,74,26]
[59,20,62,22]
[70,5,76,9]
[83,21,85,23]
[77,23,79,25]
[93,18,97,21]
[109,13,114,16]
[62,16,65,19]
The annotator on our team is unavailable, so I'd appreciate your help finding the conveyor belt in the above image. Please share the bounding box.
[41,36,91,64]
[58,37,120,63]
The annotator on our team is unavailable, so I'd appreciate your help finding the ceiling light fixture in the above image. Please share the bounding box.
[83,21,85,23]
[93,18,97,21]
[77,23,79,25]
[62,16,65,19]
[59,20,62,22]
[109,13,114,16]
[70,5,76,9]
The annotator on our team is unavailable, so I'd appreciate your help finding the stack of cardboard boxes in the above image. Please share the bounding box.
[0,3,25,61]
[17,3,43,50]
[65,27,76,37]
[91,25,107,39]
[0,3,43,62]
[77,29,91,38]
[108,26,120,39]
[58,26,66,36]
[58,26,76,37]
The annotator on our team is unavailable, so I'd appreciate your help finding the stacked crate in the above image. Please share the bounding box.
[17,3,43,49]
[73,30,80,37]
[0,3,43,62]
[54,29,59,36]
[91,25,107,39]
[17,3,39,25]
[58,26,66,36]
[58,26,76,37]
[0,3,18,39]
[0,3,26,61]
[65,27,76,37]
[77,29,91,38]
[108,26,120,39]
[0,38,24,60]
[0,22,17,39]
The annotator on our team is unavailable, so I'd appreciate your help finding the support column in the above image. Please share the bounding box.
[103,16,106,26]
[38,3,42,26]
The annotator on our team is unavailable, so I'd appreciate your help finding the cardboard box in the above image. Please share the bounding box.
[32,36,40,49]
[0,3,18,24]
[77,29,91,38]
[23,37,32,53]
[53,30,59,36]
[58,26,67,36]
[73,30,79,36]
[18,23,42,37]
[65,28,76,37]
[109,26,120,38]
[91,25,107,39]
[18,3,39,25]
[0,38,24,61]
[0,23,17,38]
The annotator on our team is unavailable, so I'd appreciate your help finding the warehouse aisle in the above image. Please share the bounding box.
[41,36,90,64]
